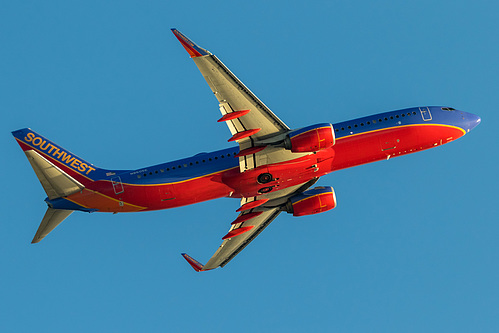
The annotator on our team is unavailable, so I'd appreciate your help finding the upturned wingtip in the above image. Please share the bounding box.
[171,29,210,58]
[181,253,209,272]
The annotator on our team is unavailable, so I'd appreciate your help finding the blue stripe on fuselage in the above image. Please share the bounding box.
[119,106,464,186]
[121,147,240,185]
[333,106,464,139]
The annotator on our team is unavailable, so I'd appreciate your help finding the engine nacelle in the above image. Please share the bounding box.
[285,123,335,153]
[286,186,337,217]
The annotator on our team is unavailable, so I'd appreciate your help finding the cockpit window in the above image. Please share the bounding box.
[441,107,455,111]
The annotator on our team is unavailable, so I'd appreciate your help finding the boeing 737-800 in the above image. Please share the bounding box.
[12,29,481,271]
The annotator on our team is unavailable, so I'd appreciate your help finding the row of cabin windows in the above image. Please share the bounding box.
[137,152,238,178]
[335,111,418,132]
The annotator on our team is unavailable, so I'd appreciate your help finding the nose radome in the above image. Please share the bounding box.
[465,112,481,132]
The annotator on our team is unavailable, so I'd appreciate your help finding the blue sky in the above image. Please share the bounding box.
[1,1,498,332]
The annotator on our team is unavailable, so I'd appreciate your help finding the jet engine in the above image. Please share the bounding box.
[284,123,335,153]
[286,186,337,217]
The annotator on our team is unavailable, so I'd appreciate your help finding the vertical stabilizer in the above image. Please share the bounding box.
[11,128,110,183]
[32,208,73,243]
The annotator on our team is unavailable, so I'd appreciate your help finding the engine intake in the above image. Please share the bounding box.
[286,186,337,217]
[285,123,335,153]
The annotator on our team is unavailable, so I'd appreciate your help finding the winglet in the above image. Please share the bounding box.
[181,253,212,272]
[171,29,210,58]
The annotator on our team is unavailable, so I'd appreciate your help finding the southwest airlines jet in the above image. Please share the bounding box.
[12,29,481,271]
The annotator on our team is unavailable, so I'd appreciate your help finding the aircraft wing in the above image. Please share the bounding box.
[182,179,318,271]
[172,29,307,171]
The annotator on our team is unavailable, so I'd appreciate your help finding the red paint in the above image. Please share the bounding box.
[236,199,269,212]
[19,124,467,213]
[231,211,263,225]
[181,253,206,272]
[331,124,465,171]
[217,110,250,122]
[228,128,261,142]
[289,127,335,152]
[172,30,204,58]
[292,193,337,217]
[222,226,254,240]
[234,146,267,157]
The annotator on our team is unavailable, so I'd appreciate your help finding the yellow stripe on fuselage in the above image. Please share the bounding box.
[335,123,466,141]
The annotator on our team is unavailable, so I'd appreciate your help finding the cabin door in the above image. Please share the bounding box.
[111,176,124,194]
[419,107,432,121]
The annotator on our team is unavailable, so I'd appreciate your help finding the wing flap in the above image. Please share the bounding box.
[182,179,320,271]
[172,29,309,172]
[204,207,282,270]
[193,55,289,138]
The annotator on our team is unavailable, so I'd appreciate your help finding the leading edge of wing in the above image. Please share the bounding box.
[171,28,211,58]
[181,207,282,272]
[181,179,320,272]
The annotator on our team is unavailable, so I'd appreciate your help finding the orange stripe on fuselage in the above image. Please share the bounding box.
[65,188,147,212]
[34,123,467,213]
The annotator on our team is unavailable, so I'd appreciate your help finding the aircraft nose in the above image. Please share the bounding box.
[464,112,481,133]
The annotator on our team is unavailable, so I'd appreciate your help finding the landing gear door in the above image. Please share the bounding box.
[111,176,124,195]
[419,107,432,121]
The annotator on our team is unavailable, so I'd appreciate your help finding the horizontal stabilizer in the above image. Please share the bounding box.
[25,150,84,200]
[32,208,73,243]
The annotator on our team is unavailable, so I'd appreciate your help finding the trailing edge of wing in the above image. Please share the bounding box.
[208,208,282,270]
[181,180,320,272]
[171,29,301,172]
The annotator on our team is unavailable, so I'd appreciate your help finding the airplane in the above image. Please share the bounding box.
[12,28,481,272]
